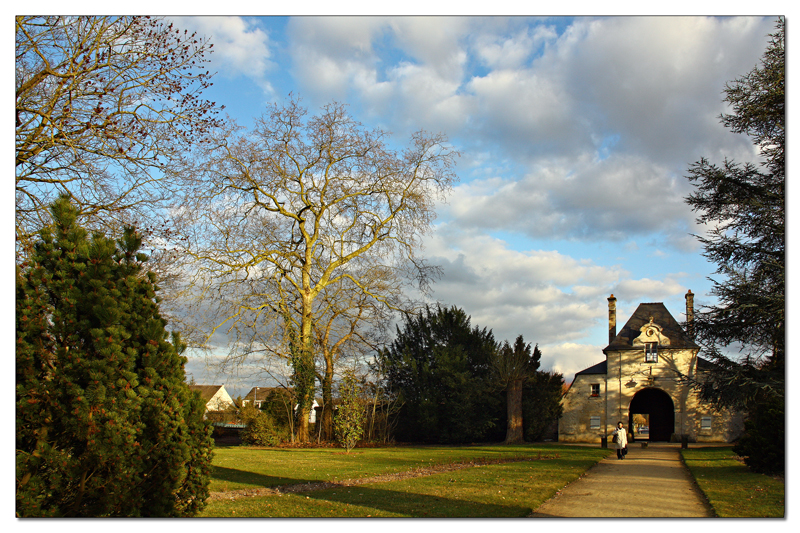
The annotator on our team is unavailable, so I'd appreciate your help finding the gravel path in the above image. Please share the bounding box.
[529,443,714,517]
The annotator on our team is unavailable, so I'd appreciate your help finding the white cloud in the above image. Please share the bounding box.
[386,17,472,81]
[172,16,275,95]
[285,16,476,134]
[286,17,384,102]
[544,343,607,382]
[613,276,689,303]
[421,227,692,355]
[472,23,557,70]
[466,68,580,155]
[445,152,698,246]
[548,16,772,166]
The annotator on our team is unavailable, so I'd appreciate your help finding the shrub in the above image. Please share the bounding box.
[733,395,785,475]
[239,402,287,446]
[259,388,296,433]
[16,197,213,517]
[241,413,286,447]
[334,369,366,452]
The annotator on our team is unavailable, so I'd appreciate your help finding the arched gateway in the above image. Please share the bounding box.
[629,387,674,442]
[557,292,744,444]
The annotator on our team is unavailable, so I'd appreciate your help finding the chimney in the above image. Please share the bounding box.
[608,294,617,344]
[685,289,694,339]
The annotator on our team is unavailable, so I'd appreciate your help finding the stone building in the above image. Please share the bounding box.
[558,292,743,444]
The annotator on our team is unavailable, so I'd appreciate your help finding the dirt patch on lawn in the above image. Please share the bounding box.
[208,453,558,502]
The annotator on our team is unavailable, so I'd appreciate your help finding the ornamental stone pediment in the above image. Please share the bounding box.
[632,316,671,346]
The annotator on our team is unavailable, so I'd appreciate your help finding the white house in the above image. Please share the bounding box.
[242,386,319,423]
[189,384,236,416]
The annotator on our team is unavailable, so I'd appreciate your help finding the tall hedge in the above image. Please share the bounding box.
[16,197,213,517]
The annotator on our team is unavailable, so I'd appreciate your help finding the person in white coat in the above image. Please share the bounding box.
[612,421,628,459]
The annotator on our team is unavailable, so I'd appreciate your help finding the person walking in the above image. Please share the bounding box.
[612,421,628,459]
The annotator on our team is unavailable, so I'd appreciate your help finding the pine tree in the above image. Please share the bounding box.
[16,197,213,516]
[685,18,784,474]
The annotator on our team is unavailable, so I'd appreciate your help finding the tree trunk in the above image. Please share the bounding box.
[293,263,316,443]
[505,379,524,444]
[296,405,309,442]
[320,362,335,441]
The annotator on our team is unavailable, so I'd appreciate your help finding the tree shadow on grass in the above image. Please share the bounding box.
[212,465,308,488]
[305,485,530,518]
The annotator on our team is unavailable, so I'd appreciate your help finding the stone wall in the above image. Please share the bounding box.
[559,347,744,443]
[558,373,608,443]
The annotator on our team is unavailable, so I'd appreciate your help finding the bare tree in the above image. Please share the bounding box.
[177,97,458,442]
[15,16,222,257]
[312,273,393,440]
[365,353,404,443]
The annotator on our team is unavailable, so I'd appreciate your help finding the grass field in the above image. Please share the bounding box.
[200,443,611,517]
[199,443,784,518]
[681,447,785,517]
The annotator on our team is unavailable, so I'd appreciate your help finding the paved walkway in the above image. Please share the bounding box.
[530,443,715,517]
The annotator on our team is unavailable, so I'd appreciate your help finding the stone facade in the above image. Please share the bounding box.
[558,293,744,444]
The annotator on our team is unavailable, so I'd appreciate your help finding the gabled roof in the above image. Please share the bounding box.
[575,360,607,375]
[604,302,699,352]
[243,387,289,402]
[565,360,607,394]
[189,385,224,402]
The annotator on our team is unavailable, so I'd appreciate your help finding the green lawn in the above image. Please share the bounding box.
[681,447,784,517]
[201,443,611,517]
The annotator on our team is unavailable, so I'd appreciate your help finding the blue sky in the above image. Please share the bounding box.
[147,14,782,396]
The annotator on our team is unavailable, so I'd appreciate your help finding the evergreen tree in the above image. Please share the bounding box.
[492,336,539,444]
[522,370,564,442]
[685,18,784,474]
[16,197,213,516]
[378,305,502,444]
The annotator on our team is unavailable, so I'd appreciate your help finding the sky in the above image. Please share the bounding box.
[161,13,786,398]
[3,9,795,527]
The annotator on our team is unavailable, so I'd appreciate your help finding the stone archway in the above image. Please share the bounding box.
[629,387,675,442]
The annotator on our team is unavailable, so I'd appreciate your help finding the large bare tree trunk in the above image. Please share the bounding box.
[505,379,524,444]
[295,299,314,443]
[296,406,310,442]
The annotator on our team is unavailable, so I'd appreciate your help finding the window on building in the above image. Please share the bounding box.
[700,416,712,431]
[589,416,601,429]
[590,384,600,397]
[645,342,658,363]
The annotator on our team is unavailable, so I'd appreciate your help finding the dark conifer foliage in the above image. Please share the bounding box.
[16,197,213,516]
[685,18,784,474]
[378,305,503,443]
[522,369,564,442]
